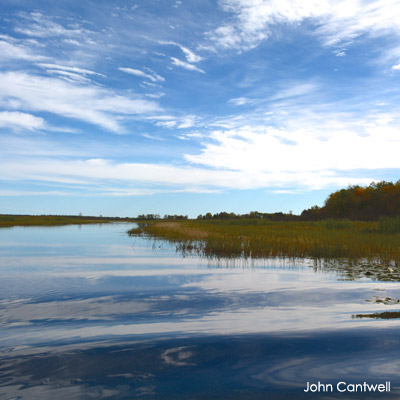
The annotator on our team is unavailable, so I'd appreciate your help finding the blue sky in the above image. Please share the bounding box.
[1,0,400,217]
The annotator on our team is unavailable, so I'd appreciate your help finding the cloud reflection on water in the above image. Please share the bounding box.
[1,224,400,399]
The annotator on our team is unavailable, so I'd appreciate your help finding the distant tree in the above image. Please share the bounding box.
[301,181,400,220]
[163,214,188,220]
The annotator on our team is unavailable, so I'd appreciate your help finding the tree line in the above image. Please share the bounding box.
[136,214,188,220]
[196,211,297,221]
[301,180,400,220]
[135,180,400,221]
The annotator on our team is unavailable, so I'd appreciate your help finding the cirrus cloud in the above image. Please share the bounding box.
[208,0,400,53]
[0,71,161,132]
[0,111,45,131]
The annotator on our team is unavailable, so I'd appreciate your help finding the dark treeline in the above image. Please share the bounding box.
[196,211,297,221]
[134,181,400,222]
[136,214,188,220]
[193,180,400,221]
[302,180,400,220]
[198,181,400,221]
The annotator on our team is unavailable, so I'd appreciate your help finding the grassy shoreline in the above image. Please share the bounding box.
[0,214,137,228]
[128,219,400,266]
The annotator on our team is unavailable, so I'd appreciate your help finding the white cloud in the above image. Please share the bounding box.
[44,69,93,84]
[0,111,45,131]
[37,63,104,77]
[184,116,400,181]
[143,67,165,81]
[177,115,198,129]
[156,120,178,128]
[63,39,81,46]
[392,63,400,70]
[2,108,396,192]
[0,190,79,196]
[0,188,162,197]
[159,40,203,63]
[269,82,318,101]
[15,12,92,39]
[207,0,320,51]
[0,156,371,192]
[118,67,165,82]
[170,57,205,73]
[317,0,400,46]
[0,38,47,62]
[140,81,162,88]
[177,132,207,141]
[0,71,161,132]
[180,46,203,63]
[151,114,199,129]
[145,92,165,99]
[208,0,400,53]
[142,133,165,141]
[228,97,251,106]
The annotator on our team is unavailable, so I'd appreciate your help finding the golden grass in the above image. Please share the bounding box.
[129,219,400,266]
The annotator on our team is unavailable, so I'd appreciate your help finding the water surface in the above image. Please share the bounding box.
[1,223,400,399]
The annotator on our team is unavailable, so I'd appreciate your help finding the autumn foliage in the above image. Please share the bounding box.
[302,181,400,220]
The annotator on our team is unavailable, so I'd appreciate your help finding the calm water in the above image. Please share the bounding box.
[1,223,400,399]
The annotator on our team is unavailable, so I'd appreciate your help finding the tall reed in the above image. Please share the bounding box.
[129,219,400,266]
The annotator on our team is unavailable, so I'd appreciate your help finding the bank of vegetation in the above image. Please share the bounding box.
[0,214,136,228]
[129,218,400,266]
[129,181,400,266]
[301,180,400,220]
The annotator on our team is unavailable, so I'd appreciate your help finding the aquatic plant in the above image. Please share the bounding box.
[128,219,400,267]
[377,216,400,234]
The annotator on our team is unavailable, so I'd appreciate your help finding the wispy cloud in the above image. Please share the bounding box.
[145,92,165,99]
[156,120,177,128]
[207,0,400,56]
[177,115,199,129]
[0,71,161,132]
[150,114,200,129]
[0,186,220,197]
[0,111,45,131]
[118,67,165,82]
[269,82,318,101]
[159,40,203,63]
[43,69,93,84]
[142,133,165,141]
[37,63,104,77]
[14,11,92,39]
[0,156,373,192]
[180,46,203,63]
[0,37,47,62]
[228,97,252,106]
[170,57,205,73]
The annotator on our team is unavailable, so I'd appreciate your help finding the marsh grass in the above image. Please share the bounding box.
[377,216,400,234]
[129,219,400,266]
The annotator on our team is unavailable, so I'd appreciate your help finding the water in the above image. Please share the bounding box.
[1,223,400,399]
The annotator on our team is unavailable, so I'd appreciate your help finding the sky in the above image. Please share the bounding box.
[1,0,400,217]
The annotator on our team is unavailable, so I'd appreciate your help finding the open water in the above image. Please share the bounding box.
[1,223,400,399]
